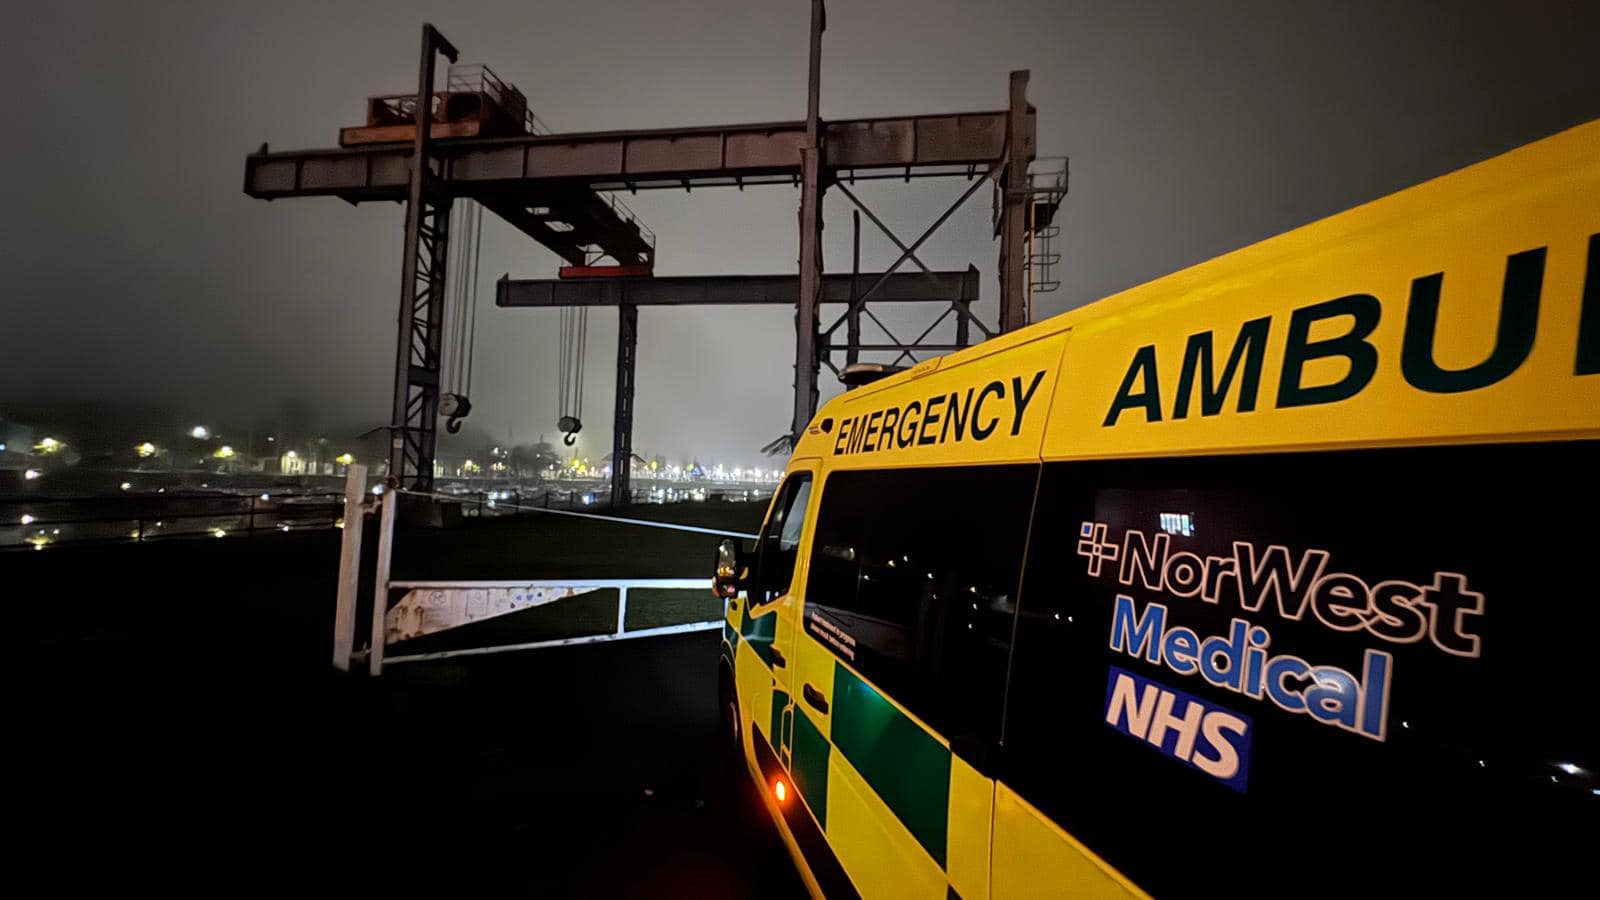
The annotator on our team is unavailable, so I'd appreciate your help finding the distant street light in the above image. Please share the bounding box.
[136,442,158,458]
[190,426,210,440]
[24,469,42,480]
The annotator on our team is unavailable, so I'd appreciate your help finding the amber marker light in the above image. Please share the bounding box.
[774,779,788,803]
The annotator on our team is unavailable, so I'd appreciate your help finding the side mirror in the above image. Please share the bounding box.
[713,538,749,600]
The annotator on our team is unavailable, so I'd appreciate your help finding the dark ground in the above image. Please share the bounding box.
[5,502,806,898]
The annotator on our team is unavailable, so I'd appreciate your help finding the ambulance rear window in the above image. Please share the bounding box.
[1001,441,1598,896]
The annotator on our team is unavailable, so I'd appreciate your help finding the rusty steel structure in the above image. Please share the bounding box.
[243,2,1057,494]
[389,25,456,495]
[341,64,545,148]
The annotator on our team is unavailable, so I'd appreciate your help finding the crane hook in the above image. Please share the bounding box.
[440,393,472,435]
[558,414,582,446]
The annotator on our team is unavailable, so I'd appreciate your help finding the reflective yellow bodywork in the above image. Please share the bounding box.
[728,119,1600,898]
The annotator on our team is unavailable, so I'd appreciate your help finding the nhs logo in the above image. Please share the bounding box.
[1104,666,1252,793]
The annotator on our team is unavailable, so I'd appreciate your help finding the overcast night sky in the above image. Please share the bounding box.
[4,0,1598,465]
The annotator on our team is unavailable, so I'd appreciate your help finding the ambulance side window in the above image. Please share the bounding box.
[754,474,812,601]
[804,464,1037,747]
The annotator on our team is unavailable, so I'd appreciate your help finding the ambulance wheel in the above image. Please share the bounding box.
[718,664,741,763]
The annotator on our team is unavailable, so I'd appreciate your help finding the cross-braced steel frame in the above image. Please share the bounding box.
[388,25,458,491]
[496,268,982,504]
[244,2,1053,498]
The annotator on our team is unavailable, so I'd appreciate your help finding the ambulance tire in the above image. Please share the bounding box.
[717,662,741,767]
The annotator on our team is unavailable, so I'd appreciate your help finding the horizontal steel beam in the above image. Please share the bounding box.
[495,268,979,308]
[244,110,1022,201]
[837,343,968,352]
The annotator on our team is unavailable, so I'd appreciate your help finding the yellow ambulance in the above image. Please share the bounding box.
[715,117,1598,898]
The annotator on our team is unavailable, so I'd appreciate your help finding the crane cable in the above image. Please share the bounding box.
[557,304,587,446]
[443,201,484,434]
[463,201,483,397]
[447,203,467,391]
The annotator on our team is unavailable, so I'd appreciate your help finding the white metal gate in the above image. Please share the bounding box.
[330,467,752,674]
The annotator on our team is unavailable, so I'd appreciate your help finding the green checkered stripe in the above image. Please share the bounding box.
[821,662,952,867]
[732,609,953,871]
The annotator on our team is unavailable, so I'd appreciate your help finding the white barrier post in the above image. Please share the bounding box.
[331,463,368,671]
[369,488,398,676]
